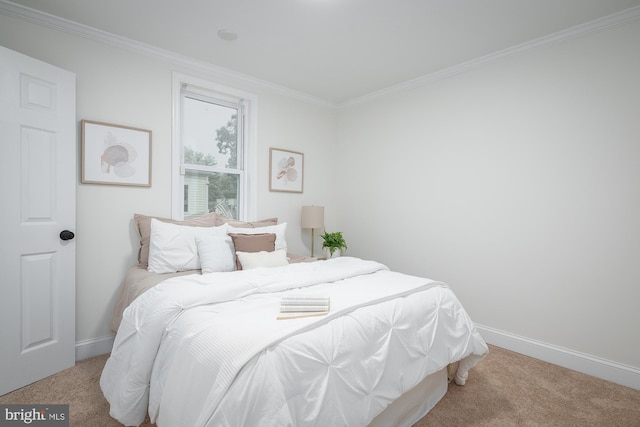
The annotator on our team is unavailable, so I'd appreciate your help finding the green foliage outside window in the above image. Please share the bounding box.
[184,114,240,218]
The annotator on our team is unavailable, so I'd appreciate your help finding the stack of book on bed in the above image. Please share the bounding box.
[277,294,330,320]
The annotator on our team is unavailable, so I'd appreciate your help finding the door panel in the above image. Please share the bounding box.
[0,45,76,396]
[21,127,56,221]
[21,252,57,350]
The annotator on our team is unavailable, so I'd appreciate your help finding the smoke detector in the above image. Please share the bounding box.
[217,29,238,41]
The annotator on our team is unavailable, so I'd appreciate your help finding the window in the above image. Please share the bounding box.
[172,74,257,221]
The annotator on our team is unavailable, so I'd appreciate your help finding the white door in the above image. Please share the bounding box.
[0,46,76,395]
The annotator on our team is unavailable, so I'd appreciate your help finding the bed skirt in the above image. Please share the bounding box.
[369,367,447,427]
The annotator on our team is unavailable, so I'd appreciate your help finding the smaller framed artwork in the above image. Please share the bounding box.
[269,148,304,193]
[81,120,152,187]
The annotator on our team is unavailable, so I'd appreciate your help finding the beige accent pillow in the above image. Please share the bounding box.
[134,212,218,267]
[227,223,287,252]
[229,233,276,270]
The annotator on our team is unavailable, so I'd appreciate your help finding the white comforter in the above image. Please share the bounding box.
[100,257,488,426]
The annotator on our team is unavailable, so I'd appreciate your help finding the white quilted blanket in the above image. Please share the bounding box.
[100,257,487,426]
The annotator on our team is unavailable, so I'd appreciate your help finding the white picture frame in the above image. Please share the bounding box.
[269,147,304,193]
[81,120,152,187]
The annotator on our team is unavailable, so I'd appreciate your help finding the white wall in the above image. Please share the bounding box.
[337,20,640,370]
[0,12,338,344]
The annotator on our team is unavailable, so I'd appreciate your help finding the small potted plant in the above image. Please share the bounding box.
[320,230,347,258]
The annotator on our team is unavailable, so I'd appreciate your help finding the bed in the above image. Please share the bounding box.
[101,213,488,426]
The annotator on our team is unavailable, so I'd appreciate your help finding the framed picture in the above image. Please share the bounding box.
[81,120,152,187]
[269,148,304,193]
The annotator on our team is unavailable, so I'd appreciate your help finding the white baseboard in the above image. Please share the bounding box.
[476,324,640,391]
[75,335,115,361]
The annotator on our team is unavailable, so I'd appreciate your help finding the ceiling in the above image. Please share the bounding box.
[6,0,640,105]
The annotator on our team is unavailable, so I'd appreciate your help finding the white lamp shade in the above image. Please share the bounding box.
[301,205,324,229]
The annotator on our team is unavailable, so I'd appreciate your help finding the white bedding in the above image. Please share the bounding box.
[100,257,488,426]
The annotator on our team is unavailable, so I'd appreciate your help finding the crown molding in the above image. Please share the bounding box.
[0,0,336,109]
[340,5,640,109]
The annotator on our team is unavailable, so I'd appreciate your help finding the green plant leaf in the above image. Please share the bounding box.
[320,230,347,255]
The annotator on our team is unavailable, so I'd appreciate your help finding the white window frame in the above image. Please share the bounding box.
[172,73,257,221]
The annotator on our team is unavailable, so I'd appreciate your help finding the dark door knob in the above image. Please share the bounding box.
[60,230,75,241]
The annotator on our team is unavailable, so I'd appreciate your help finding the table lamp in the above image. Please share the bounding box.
[301,205,324,257]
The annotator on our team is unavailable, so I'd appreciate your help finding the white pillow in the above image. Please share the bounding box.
[148,218,227,274]
[195,234,235,273]
[235,249,289,270]
[227,222,288,252]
